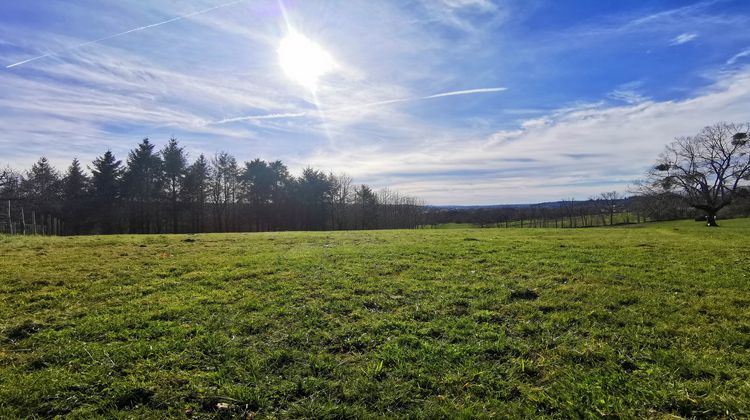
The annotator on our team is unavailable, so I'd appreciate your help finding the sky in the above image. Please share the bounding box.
[1,0,750,205]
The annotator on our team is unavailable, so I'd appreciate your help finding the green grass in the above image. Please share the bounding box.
[423,222,479,229]
[1,219,750,418]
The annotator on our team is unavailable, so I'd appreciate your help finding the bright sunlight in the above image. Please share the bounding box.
[278,32,335,91]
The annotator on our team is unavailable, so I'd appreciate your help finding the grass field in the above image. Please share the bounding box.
[1,219,750,418]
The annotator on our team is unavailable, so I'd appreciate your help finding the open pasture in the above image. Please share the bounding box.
[1,220,749,418]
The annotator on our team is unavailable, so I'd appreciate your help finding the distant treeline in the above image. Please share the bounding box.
[0,138,425,235]
[4,137,747,235]
[422,191,750,228]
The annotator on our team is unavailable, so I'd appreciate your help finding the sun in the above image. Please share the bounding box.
[278,32,335,91]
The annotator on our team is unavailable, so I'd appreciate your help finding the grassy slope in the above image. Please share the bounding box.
[1,220,749,418]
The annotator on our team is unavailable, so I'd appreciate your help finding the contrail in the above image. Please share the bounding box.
[211,87,507,125]
[423,87,507,99]
[6,0,247,69]
[215,111,310,125]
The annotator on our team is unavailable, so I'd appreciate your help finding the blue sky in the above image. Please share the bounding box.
[1,0,750,204]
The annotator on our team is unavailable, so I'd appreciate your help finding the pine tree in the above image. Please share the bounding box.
[241,159,274,231]
[62,158,90,234]
[296,168,333,230]
[90,151,122,234]
[183,155,209,232]
[161,137,187,233]
[123,139,164,233]
[21,157,62,217]
[355,184,378,229]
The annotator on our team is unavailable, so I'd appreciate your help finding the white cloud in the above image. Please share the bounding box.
[2,0,749,206]
[304,69,750,204]
[570,2,726,41]
[212,87,507,124]
[727,48,750,65]
[440,0,497,12]
[608,82,649,104]
[669,32,698,45]
[0,42,315,170]
[0,0,471,173]
[416,0,507,31]
[5,0,249,69]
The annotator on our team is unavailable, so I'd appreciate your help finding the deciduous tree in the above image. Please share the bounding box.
[643,122,750,226]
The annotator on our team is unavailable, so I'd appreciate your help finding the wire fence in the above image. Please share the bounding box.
[1,200,63,235]
[0,221,58,235]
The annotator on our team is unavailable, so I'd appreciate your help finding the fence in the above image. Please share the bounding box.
[1,200,63,235]
[0,221,59,235]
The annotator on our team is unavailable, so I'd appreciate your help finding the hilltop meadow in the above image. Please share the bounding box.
[1,219,750,418]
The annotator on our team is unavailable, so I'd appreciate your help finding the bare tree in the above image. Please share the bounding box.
[210,152,240,232]
[0,167,11,194]
[642,122,750,226]
[330,173,352,229]
[596,191,623,225]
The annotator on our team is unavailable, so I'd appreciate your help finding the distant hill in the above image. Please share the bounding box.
[429,199,617,210]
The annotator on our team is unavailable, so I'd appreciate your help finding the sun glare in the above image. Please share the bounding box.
[278,32,335,91]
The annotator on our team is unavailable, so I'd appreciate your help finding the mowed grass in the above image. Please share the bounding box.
[1,220,750,418]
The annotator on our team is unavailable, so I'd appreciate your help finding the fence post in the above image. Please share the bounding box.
[7,200,13,235]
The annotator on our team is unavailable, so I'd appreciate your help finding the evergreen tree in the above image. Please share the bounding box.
[182,154,209,232]
[123,139,164,233]
[241,159,274,231]
[62,158,90,234]
[296,168,333,230]
[2,140,426,234]
[90,151,122,234]
[355,184,378,229]
[161,137,187,233]
[268,160,291,230]
[21,157,62,218]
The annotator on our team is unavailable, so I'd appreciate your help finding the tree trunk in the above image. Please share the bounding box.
[172,188,178,234]
[707,212,719,227]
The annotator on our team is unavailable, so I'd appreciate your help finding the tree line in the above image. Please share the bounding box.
[0,138,425,235]
[2,122,747,234]
[423,122,750,228]
[421,192,710,229]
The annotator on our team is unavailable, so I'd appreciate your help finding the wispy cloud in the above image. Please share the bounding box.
[727,48,750,65]
[608,89,648,104]
[415,0,506,31]
[5,0,248,68]
[304,69,750,204]
[627,1,716,27]
[608,82,649,104]
[568,1,722,41]
[440,0,497,12]
[1,0,749,205]
[212,87,507,125]
[213,112,310,125]
[669,32,698,45]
